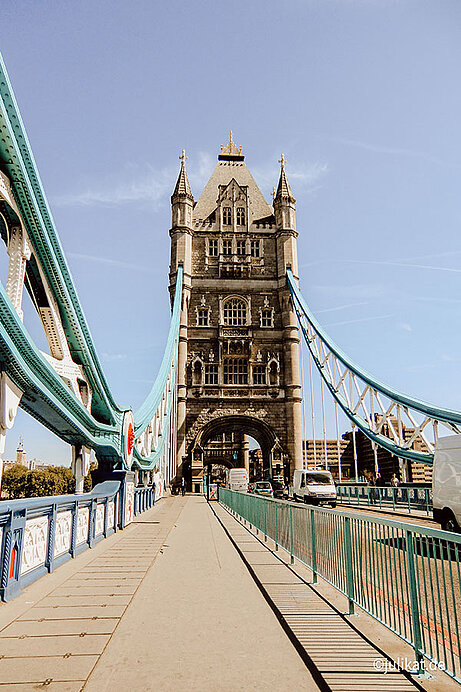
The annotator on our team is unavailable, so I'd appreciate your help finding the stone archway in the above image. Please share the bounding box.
[188,414,285,492]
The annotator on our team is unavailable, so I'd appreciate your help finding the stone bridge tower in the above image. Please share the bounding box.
[169,135,302,492]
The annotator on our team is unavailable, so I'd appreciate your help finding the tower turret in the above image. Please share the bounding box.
[171,149,194,230]
[274,155,298,278]
[273,154,296,231]
[170,149,194,279]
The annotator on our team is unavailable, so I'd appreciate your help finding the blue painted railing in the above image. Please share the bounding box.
[133,486,156,515]
[0,481,157,603]
[336,483,433,515]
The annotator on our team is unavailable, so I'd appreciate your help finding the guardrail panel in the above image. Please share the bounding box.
[219,489,461,683]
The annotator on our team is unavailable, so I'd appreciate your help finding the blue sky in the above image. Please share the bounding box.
[1,0,460,463]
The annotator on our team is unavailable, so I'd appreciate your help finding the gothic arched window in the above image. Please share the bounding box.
[223,297,247,326]
[236,207,245,225]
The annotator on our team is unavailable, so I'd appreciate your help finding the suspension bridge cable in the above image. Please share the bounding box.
[335,400,342,481]
[352,424,358,482]
[299,329,307,468]
[321,376,328,471]
[309,350,317,467]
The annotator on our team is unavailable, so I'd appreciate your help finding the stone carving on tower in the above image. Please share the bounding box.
[169,134,303,491]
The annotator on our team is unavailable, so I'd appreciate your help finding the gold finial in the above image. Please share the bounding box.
[278,153,286,170]
[179,149,187,164]
[220,131,243,156]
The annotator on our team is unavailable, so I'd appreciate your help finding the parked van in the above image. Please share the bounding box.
[226,468,249,493]
[292,469,336,506]
[432,434,461,532]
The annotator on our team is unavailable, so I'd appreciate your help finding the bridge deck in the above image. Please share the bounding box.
[0,496,453,691]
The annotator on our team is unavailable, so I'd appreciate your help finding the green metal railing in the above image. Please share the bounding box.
[336,484,433,516]
[219,488,461,683]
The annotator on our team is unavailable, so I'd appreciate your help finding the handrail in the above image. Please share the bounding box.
[220,488,461,682]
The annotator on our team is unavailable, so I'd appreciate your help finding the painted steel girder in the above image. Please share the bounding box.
[0,53,120,425]
[287,269,461,464]
[0,278,123,460]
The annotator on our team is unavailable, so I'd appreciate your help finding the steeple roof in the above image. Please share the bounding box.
[172,150,193,198]
[274,154,295,204]
[193,135,273,223]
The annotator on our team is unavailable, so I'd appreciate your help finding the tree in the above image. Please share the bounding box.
[2,463,77,498]
[83,463,97,493]
[2,464,28,498]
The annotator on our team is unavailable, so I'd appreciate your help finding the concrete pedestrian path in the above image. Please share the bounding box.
[0,495,453,691]
[0,496,318,691]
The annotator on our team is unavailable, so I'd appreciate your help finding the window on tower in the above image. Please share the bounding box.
[197,309,209,326]
[223,207,232,225]
[260,309,273,328]
[223,357,248,385]
[250,239,261,258]
[252,364,266,385]
[204,363,219,385]
[222,239,232,256]
[236,239,246,255]
[223,297,247,326]
[236,208,246,225]
[208,239,218,256]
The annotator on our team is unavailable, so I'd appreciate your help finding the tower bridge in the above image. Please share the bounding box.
[0,54,460,689]
[171,136,302,492]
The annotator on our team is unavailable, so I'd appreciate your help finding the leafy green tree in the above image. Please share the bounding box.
[2,464,28,498]
[2,463,79,498]
[83,463,97,493]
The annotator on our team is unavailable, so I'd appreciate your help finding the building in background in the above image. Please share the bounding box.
[302,439,351,480]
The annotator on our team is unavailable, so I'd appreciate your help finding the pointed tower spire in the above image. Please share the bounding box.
[172,149,193,199]
[274,154,295,204]
[273,154,297,268]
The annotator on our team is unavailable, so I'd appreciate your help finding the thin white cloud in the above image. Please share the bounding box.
[398,322,412,332]
[253,160,328,196]
[51,150,327,211]
[346,259,461,275]
[188,151,215,192]
[321,135,458,167]
[68,252,151,272]
[324,313,394,328]
[102,352,127,362]
[52,162,177,210]
[316,301,368,314]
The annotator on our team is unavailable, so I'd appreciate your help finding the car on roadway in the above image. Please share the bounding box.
[252,481,273,497]
[272,480,288,499]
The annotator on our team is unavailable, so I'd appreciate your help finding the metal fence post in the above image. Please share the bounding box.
[47,504,57,573]
[405,529,424,674]
[264,500,267,542]
[310,509,317,583]
[275,502,278,551]
[344,516,355,615]
[290,505,294,564]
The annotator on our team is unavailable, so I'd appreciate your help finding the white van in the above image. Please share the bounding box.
[292,469,336,507]
[226,468,249,493]
[432,434,461,532]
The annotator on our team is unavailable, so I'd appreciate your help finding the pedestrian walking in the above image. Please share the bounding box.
[391,474,399,487]
[369,476,377,505]
[181,477,186,496]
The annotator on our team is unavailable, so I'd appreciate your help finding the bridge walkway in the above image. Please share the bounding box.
[0,496,454,691]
